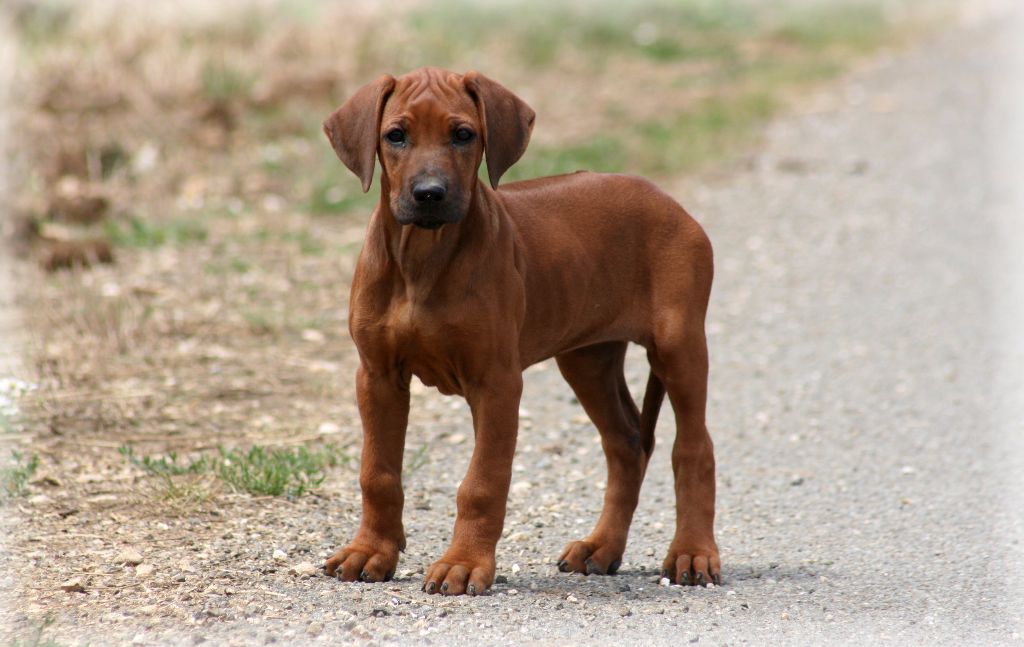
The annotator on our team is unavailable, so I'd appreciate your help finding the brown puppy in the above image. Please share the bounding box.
[322,68,718,596]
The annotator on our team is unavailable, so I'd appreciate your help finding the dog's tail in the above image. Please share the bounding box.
[638,371,665,456]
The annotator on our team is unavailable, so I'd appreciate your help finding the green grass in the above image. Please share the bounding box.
[505,136,628,183]
[405,443,430,476]
[104,217,208,249]
[216,445,340,497]
[1,451,40,500]
[119,443,348,499]
[772,4,889,52]
[200,59,255,103]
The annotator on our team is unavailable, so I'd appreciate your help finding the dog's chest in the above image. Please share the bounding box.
[355,298,474,396]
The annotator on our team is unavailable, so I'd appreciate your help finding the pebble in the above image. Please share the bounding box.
[136,564,155,578]
[60,577,86,593]
[511,563,521,574]
[118,548,144,566]
[306,621,323,636]
[659,577,671,587]
[289,562,319,577]
[272,549,288,562]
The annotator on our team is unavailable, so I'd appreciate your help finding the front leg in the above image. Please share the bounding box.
[325,364,409,583]
[424,372,522,596]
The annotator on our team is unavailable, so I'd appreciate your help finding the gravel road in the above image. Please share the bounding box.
[5,4,1024,646]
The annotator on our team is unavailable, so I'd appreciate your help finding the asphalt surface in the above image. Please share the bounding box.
[4,5,1024,646]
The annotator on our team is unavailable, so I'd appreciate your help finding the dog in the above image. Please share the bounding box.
[322,68,718,595]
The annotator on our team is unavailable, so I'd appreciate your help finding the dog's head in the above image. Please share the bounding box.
[323,68,534,229]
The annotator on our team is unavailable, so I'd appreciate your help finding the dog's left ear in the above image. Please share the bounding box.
[323,74,396,193]
[464,71,535,189]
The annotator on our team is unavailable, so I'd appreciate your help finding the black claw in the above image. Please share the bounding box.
[680,572,691,585]
[335,567,344,581]
[440,582,449,594]
[384,569,395,582]
[360,570,369,582]
[608,560,622,575]
[557,560,570,572]
[712,573,721,586]
[467,584,477,596]
[660,569,670,580]
[585,558,605,576]
[425,582,436,594]
[695,572,706,587]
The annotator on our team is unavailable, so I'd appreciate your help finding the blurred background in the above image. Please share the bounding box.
[7,1,1021,646]
[2,0,948,449]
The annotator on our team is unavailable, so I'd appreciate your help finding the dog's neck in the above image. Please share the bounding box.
[368,179,502,302]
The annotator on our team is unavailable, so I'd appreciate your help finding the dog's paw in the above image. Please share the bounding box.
[661,541,721,586]
[423,553,495,596]
[556,539,624,576]
[324,543,399,583]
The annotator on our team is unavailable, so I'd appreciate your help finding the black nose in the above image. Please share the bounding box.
[412,180,446,203]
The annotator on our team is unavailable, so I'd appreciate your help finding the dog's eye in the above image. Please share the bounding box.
[385,128,406,144]
[453,127,475,143]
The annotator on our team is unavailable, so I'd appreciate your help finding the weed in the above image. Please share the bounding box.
[200,59,254,103]
[405,443,430,476]
[1,451,40,500]
[242,308,277,335]
[104,217,208,249]
[119,444,348,499]
[216,445,342,498]
[118,445,211,476]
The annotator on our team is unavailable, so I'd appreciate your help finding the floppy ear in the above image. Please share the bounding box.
[463,71,535,189]
[322,74,396,193]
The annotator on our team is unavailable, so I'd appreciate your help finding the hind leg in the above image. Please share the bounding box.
[651,327,720,586]
[555,342,653,575]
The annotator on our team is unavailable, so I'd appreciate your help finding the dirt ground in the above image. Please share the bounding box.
[4,1,1023,646]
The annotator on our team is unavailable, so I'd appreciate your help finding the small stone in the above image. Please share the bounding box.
[511,563,521,575]
[306,622,323,636]
[60,578,86,593]
[289,562,319,577]
[566,594,579,603]
[272,549,288,562]
[27,494,53,506]
[507,589,519,596]
[659,577,671,587]
[118,548,144,566]
[135,563,155,578]
[495,575,508,584]
[317,422,340,434]
[620,607,632,617]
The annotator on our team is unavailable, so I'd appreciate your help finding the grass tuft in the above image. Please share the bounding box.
[104,217,208,249]
[1,451,40,500]
[120,443,348,499]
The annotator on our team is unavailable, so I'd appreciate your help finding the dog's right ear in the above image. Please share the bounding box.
[323,74,396,193]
